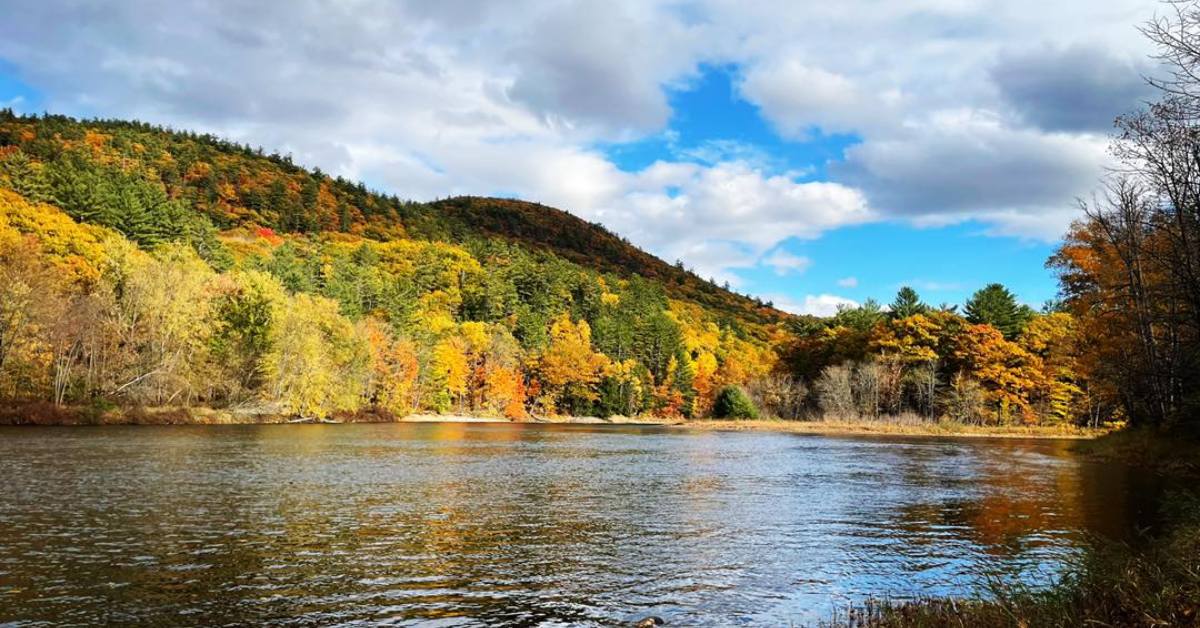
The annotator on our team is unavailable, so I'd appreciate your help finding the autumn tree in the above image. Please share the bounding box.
[531,314,609,415]
[262,293,369,419]
[953,324,1038,424]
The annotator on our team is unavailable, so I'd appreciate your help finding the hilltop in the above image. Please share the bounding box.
[0,111,785,328]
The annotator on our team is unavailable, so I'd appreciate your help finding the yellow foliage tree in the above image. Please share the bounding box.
[431,337,470,411]
[953,324,1039,424]
[263,293,368,419]
[532,314,609,415]
[1019,313,1084,423]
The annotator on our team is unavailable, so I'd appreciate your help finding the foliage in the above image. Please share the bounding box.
[964,283,1033,340]
[1043,1,1200,428]
[712,385,759,419]
[0,113,786,420]
[888,286,928,319]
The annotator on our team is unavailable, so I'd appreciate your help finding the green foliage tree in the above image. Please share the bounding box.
[713,385,759,419]
[964,283,1032,339]
[832,298,886,332]
[889,286,928,319]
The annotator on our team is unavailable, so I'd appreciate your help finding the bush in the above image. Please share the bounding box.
[713,385,759,419]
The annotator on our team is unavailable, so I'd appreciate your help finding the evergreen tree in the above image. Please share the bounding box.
[889,286,928,319]
[713,386,759,419]
[964,283,1032,339]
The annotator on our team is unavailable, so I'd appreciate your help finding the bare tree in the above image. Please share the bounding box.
[748,374,808,420]
[853,361,883,418]
[816,364,855,419]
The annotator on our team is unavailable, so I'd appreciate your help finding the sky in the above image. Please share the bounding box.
[0,0,1162,315]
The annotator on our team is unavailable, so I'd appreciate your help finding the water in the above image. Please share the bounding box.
[0,423,1160,626]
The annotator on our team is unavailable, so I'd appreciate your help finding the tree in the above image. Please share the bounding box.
[713,385,759,419]
[0,233,63,398]
[1019,313,1084,423]
[944,373,986,424]
[109,243,219,406]
[964,283,1032,339]
[853,360,884,417]
[262,293,369,419]
[889,286,928,319]
[872,313,943,363]
[747,374,807,420]
[953,324,1039,424]
[816,364,855,418]
[211,270,287,401]
[531,314,609,415]
[359,317,419,416]
[906,361,939,419]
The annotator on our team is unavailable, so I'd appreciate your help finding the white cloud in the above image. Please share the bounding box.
[834,109,1113,239]
[0,0,1162,279]
[566,160,873,280]
[738,59,867,136]
[836,276,859,288]
[766,293,860,316]
[761,249,812,275]
[776,294,860,317]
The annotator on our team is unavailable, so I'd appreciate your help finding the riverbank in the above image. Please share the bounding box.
[825,427,1200,627]
[0,402,398,426]
[0,403,1108,440]
[676,418,1105,440]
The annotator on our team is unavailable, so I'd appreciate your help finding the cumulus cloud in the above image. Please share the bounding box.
[505,0,705,137]
[0,0,1162,277]
[834,109,1113,239]
[837,277,859,288]
[769,294,859,317]
[738,58,867,136]
[761,249,812,275]
[567,160,871,283]
[991,44,1154,132]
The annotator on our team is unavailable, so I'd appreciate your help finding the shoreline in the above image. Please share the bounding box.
[0,403,1106,439]
[673,419,1106,440]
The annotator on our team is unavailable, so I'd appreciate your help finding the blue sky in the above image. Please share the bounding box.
[597,66,1059,309]
[0,0,1157,315]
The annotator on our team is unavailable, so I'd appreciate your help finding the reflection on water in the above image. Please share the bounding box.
[0,424,1161,626]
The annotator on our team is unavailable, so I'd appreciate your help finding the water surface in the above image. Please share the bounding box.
[0,423,1159,626]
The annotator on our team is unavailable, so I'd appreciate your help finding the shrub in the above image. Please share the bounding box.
[713,385,759,419]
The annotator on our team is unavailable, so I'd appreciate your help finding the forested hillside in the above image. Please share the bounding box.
[0,109,1172,429]
[431,196,784,327]
[0,111,782,420]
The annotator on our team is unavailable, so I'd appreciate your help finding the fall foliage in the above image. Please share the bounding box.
[0,111,1135,427]
[0,114,786,419]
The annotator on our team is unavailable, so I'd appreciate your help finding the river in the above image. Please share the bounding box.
[0,423,1161,626]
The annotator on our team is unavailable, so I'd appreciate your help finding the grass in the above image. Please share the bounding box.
[822,427,1200,627]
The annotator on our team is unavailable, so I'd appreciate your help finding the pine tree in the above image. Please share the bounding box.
[889,286,928,318]
[964,283,1032,339]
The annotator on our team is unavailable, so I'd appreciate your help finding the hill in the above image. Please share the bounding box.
[0,112,784,326]
[0,110,785,420]
[433,196,786,326]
